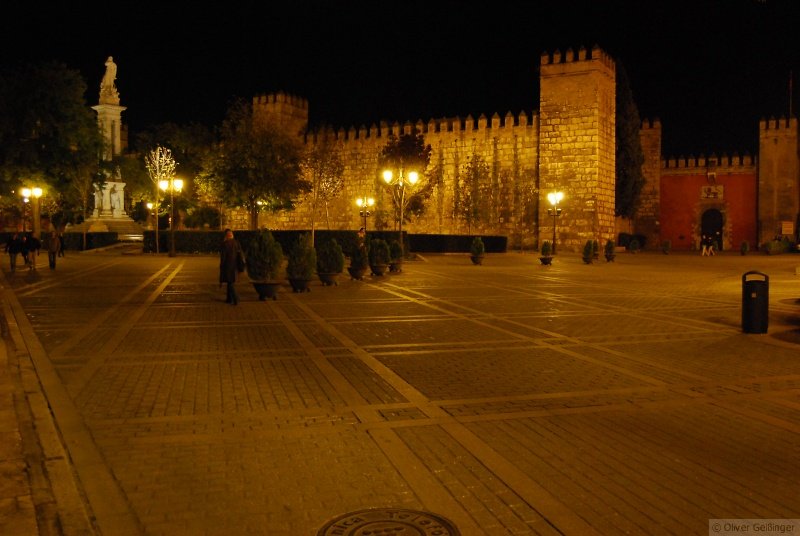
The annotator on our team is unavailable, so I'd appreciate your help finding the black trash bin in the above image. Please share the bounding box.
[742,271,769,333]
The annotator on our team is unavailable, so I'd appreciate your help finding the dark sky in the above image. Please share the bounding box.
[2,0,798,157]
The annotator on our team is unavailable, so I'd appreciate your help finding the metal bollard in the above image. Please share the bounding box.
[741,271,768,333]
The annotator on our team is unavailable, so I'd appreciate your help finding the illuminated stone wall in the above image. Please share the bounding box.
[758,117,799,247]
[235,48,619,251]
[538,46,617,251]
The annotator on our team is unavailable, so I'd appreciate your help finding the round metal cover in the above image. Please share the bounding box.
[317,508,460,535]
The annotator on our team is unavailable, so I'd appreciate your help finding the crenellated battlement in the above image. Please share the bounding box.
[253,92,309,110]
[253,91,309,135]
[309,110,537,143]
[759,116,797,133]
[661,153,756,171]
[540,45,613,68]
[641,118,662,130]
[539,44,616,73]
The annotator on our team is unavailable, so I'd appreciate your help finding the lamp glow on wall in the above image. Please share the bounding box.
[159,178,183,257]
[547,191,564,254]
[382,168,419,258]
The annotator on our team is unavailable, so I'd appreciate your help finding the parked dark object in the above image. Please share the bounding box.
[742,271,769,333]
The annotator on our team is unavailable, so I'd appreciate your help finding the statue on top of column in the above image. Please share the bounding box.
[99,56,120,105]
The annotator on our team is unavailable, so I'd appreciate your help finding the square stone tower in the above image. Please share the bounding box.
[758,117,799,246]
[538,46,616,251]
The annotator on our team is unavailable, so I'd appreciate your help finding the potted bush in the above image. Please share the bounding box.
[539,240,553,265]
[287,233,316,292]
[368,238,390,276]
[740,240,749,256]
[389,239,403,273]
[582,240,594,264]
[470,237,485,265]
[604,239,616,262]
[348,242,369,280]
[245,230,284,300]
[661,239,671,254]
[316,239,345,286]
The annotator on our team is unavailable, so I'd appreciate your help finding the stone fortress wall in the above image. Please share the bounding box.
[239,46,617,252]
[232,46,799,252]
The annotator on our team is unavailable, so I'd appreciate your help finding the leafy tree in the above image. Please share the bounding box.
[132,122,215,205]
[115,154,151,207]
[183,205,221,229]
[0,62,103,221]
[301,133,344,244]
[204,99,308,230]
[377,131,432,229]
[615,62,646,219]
[459,154,490,233]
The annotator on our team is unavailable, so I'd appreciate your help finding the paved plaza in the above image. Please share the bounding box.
[1,246,799,535]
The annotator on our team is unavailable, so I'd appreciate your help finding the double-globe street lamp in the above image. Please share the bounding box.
[547,191,564,254]
[159,178,183,257]
[21,187,43,236]
[355,196,375,231]
[381,168,418,258]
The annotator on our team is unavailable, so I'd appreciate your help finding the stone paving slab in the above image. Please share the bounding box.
[1,249,799,535]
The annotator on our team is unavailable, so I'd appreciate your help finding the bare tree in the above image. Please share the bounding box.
[144,147,177,254]
[302,134,344,245]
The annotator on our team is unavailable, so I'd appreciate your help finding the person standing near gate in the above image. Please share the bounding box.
[46,231,61,269]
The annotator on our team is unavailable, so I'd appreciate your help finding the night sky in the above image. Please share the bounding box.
[3,0,798,157]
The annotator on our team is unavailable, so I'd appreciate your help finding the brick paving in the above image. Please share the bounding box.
[0,247,799,535]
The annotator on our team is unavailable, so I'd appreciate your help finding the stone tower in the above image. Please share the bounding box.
[252,92,309,137]
[538,45,616,251]
[636,118,663,247]
[757,117,799,246]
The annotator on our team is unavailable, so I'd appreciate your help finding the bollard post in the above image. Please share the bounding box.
[741,271,769,333]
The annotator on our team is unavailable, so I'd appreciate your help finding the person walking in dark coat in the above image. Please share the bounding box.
[46,231,61,269]
[28,234,41,270]
[219,229,243,305]
[5,232,21,273]
[20,235,31,268]
[57,232,65,257]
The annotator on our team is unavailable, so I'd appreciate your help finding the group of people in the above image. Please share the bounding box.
[701,234,717,256]
[4,231,64,272]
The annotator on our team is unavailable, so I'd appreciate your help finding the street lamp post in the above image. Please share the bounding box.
[547,191,564,254]
[159,178,183,257]
[355,196,375,230]
[146,201,157,254]
[21,187,43,236]
[382,168,418,258]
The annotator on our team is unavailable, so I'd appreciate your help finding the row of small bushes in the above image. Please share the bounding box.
[142,230,508,256]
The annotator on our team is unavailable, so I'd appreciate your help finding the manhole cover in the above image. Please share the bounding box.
[317,508,460,535]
